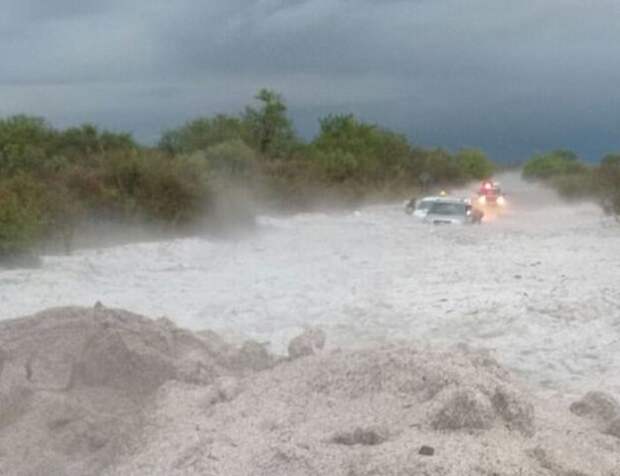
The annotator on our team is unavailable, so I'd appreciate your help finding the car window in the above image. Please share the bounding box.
[417,200,433,210]
[428,202,466,215]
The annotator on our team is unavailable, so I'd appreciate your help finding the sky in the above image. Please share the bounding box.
[1,0,619,162]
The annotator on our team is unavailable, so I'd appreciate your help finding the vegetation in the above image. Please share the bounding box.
[521,149,620,216]
[0,116,211,261]
[455,148,495,180]
[8,85,619,264]
[595,154,620,216]
[157,91,495,207]
[1,88,498,262]
[522,150,588,181]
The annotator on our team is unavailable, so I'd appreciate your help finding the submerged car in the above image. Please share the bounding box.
[477,180,506,207]
[405,196,445,218]
[423,198,483,225]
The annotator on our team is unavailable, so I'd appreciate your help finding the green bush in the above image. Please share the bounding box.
[65,163,122,218]
[0,176,46,257]
[1,89,508,260]
[204,139,257,179]
[159,115,246,155]
[313,114,410,184]
[413,148,463,186]
[455,148,494,180]
[595,154,620,216]
[522,150,587,180]
[133,153,211,225]
[54,124,136,161]
[521,150,620,215]
[315,149,359,183]
[548,173,595,200]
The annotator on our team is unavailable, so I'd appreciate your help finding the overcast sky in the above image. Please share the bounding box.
[2,0,619,161]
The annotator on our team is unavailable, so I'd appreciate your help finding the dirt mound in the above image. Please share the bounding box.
[0,306,273,476]
[1,307,619,475]
[110,346,620,475]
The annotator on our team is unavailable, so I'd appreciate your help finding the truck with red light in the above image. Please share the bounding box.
[477,180,506,208]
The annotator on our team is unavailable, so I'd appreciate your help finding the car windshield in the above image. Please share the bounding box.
[428,202,466,215]
[416,200,434,210]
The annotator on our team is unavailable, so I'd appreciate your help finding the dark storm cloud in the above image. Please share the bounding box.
[1,0,619,159]
[10,0,125,21]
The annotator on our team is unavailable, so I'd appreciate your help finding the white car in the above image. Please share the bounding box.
[405,196,445,218]
[423,198,483,225]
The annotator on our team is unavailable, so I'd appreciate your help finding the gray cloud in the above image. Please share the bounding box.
[1,0,619,160]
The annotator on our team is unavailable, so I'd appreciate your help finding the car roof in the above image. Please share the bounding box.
[419,196,469,204]
[418,196,442,201]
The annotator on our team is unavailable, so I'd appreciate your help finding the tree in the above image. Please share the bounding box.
[204,139,257,178]
[159,114,245,155]
[0,174,46,258]
[243,89,296,157]
[54,124,135,161]
[315,149,359,183]
[412,148,462,185]
[596,153,620,216]
[455,148,494,180]
[313,114,410,182]
[601,153,620,168]
[0,115,54,174]
[315,114,376,156]
[522,149,586,180]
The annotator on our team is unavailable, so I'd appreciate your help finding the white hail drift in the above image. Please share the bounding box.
[1,174,619,396]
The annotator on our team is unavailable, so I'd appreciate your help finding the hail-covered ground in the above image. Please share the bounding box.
[2,174,619,397]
